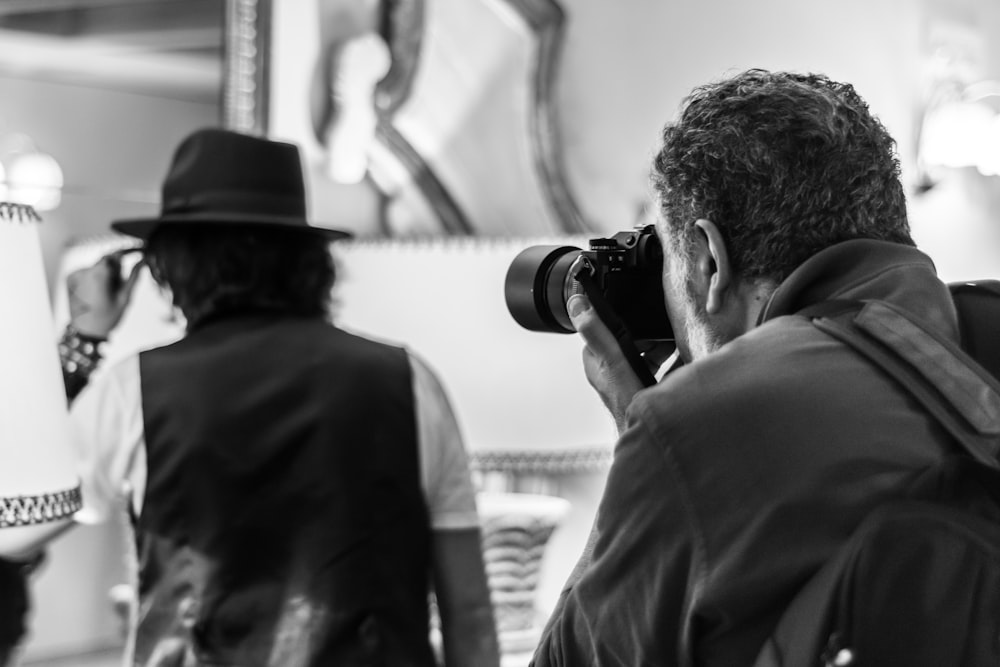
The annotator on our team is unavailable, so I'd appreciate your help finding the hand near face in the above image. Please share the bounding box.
[568,294,647,434]
[67,249,143,339]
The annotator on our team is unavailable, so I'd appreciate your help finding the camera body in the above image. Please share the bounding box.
[505,224,673,343]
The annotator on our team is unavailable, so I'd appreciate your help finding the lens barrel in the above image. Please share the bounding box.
[504,245,581,334]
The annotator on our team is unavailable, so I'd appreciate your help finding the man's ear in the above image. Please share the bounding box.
[693,219,731,315]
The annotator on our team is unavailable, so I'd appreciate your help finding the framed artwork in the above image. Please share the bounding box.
[223,0,589,238]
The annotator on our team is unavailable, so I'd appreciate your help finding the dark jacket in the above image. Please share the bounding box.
[533,240,964,666]
[0,558,28,661]
[134,313,435,667]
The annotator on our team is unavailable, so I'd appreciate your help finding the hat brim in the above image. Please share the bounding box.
[110,212,353,241]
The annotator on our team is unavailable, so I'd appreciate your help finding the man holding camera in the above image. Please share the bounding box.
[530,69,970,665]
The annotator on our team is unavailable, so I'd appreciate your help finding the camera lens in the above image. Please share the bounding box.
[504,245,581,334]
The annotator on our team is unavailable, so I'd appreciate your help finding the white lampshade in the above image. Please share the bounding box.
[332,237,618,456]
[0,205,80,553]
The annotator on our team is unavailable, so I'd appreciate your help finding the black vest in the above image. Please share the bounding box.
[134,313,435,667]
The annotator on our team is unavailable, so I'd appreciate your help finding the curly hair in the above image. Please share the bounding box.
[144,225,336,327]
[652,69,913,283]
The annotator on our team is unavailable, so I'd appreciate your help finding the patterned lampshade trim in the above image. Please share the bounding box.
[0,202,41,223]
[0,487,82,528]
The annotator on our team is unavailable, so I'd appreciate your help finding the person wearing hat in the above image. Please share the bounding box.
[58,128,500,666]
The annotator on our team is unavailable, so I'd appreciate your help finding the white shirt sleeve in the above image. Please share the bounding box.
[69,355,146,525]
[409,352,480,531]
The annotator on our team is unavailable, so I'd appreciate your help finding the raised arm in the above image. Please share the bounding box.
[61,249,142,402]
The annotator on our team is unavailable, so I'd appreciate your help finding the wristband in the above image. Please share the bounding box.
[59,325,106,399]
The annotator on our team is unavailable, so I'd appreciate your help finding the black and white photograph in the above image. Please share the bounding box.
[1,1,1000,665]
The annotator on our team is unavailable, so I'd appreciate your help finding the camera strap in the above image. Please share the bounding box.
[575,268,658,388]
[801,297,1000,466]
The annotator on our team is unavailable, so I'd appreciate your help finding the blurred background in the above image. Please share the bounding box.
[2,0,1000,664]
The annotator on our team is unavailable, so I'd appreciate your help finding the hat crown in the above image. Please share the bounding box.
[160,129,307,220]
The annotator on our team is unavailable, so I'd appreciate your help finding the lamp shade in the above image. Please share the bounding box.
[332,237,618,456]
[0,204,80,554]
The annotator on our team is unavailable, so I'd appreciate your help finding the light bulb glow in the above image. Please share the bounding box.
[920,101,995,169]
[6,151,63,211]
[976,115,1000,177]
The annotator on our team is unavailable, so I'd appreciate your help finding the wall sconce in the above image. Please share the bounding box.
[0,203,81,557]
[0,132,64,212]
[917,80,1000,185]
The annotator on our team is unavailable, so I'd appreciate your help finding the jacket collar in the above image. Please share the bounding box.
[758,239,959,340]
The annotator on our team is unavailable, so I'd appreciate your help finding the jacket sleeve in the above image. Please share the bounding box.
[531,398,703,666]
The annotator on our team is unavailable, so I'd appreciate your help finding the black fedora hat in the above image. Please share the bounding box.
[111,128,352,241]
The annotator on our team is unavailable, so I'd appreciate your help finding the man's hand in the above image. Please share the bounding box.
[67,249,143,339]
[568,294,646,433]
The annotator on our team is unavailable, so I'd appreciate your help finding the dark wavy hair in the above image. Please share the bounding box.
[144,225,336,327]
[652,69,913,283]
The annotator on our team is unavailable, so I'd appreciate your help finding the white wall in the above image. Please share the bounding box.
[557,0,920,231]
[553,0,1000,269]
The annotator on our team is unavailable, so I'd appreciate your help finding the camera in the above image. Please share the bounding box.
[504,224,673,343]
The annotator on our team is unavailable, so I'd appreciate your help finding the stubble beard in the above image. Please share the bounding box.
[670,265,723,362]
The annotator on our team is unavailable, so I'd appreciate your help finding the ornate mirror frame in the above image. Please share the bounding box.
[222,0,272,136]
[221,0,589,237]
